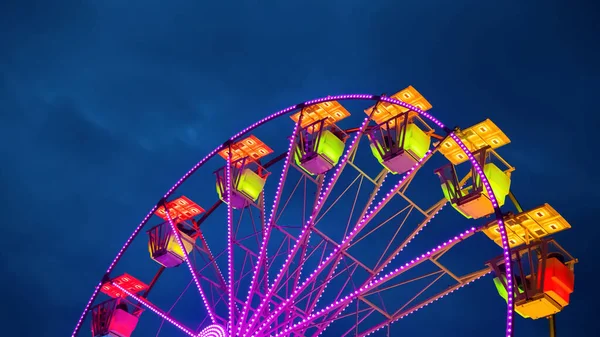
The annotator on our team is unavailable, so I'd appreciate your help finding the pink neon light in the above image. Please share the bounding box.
[382,95,513,337]
[243,115,371,336]
[71,145,224,337]
[165,206,216,323]
[226,154,235,335]
[318,271,492,337]
[113,283,196,337]
[377,203,447,276]
[270,226,479,337]
[198,324,227,337]
[361,271,491,337]
[284,173,391,325]
[203,234,226,286]
[309,202,447,334]
[254,150,433,335]
[73,93,513,337]
[308,177,448,318]
[237,117,302,335]
[71,96,374,337]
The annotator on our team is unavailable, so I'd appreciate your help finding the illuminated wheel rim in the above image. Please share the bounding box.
[70,94,516,337]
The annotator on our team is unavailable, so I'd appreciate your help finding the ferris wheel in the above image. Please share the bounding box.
[70,87,577,337]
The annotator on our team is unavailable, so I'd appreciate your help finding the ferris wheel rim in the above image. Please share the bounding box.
[70,93,515,337]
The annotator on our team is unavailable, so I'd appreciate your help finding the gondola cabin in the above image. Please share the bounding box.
[148,222,197,268]
[92,298,142,337]
[515,253,575,319]
[149,196,203,267]
[216,135,273,209]
[489,240,576,320]
[436,145,513,219]
[290,101,350,175]
[364,86,434,174]
[95,274,147,337]
[367,116,432,174]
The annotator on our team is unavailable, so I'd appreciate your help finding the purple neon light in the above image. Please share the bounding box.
[243,115,372,336]
[289,173,391,323]
[287,225,314,329]
[349,271,492,337]
[70,144,228,337]
[377,203,447,277]
[71,283,102,337]
[69,205,158,337]
[308,204,452,337]
[271,226,479,337]
[164,145,227,199]
[382,95,513,337]
[113,283,196,337]
[375,273,491,335]
[198,324,227,337]
[307,174,448,319]
[229,105,300,141]
[165,207,216,323]
[253,150,433,335]
[237,117,302,336]
[72,93,513,337]
[262,189,271,332]
[116,284,226,337]
[314,302,353,337]
[310,202,447,335]
[225,154,235,335]
[203,234,226,285]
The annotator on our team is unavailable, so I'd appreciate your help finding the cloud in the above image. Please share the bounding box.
[36,96,122,163]
[1,1,598,336]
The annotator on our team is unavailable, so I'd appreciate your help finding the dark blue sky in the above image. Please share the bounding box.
[1,0,598,336]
